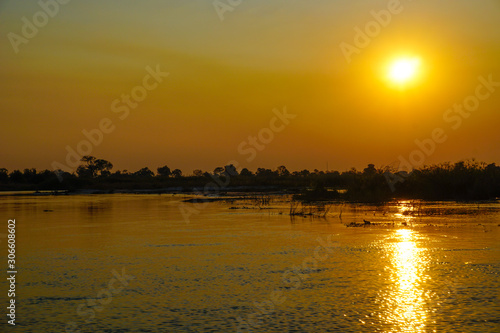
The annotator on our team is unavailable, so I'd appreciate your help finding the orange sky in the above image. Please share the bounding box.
[1,0,499,174]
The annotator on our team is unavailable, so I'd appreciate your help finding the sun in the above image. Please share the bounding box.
[387,57,421,86]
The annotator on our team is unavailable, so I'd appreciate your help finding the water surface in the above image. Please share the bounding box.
[1,194,498,332]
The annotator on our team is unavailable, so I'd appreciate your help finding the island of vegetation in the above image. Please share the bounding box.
[1,156,499,203]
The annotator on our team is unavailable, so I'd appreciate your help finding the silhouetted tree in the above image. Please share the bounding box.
[9,170,24,183]
[363,164,377,175]
[291,169,311,177]
[193,169,204,177]
[0,168,9,183]
[276,165,290,176]
[224,164,238,177]
[172,169,182,178]
[53,169,72,182]
[76,165,92,178]
[240,168,253,177]
[157,165,171,177]
[95,159,113,176]
[77,156,113,178]
[299,169,310,177]
[77,156,97,177]
[23,168,38,183]
[134,167,154,177]
[213,167,224,176]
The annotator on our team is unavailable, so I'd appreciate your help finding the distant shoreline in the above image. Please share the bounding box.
[1,159,499,202]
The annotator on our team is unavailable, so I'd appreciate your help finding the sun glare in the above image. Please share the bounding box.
[387,57,421,86]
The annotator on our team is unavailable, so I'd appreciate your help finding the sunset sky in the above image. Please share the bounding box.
[1,0,499,174]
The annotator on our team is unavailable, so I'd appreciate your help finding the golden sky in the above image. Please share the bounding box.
[1,0,499,173]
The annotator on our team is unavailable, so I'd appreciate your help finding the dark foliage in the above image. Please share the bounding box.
[1,157,498,202]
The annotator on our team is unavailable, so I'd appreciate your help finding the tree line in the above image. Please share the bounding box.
[1,156,499,202]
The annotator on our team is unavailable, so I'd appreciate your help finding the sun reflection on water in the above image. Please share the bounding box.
[382,229,430,332]
[394,200,418,224]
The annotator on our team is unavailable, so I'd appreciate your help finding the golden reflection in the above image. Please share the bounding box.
[382,229,430,332]
[394,200,417,224]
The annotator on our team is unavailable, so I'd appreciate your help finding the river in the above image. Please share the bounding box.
[1,194,498,332]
